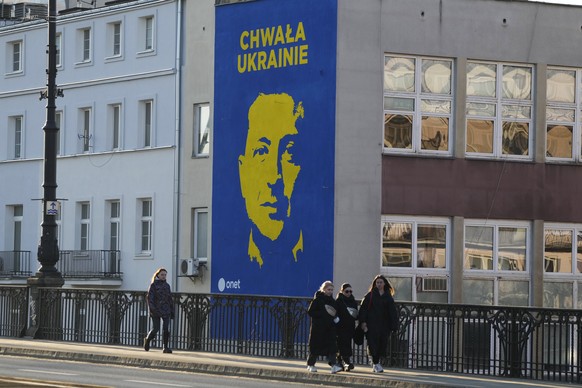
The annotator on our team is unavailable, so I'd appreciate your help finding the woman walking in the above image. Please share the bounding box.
[306,281,343,374]
[335,283,359,371]
[358,275,399,373]
[144,268,175,353]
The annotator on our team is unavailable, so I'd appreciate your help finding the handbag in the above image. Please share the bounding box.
[353,324,365,346]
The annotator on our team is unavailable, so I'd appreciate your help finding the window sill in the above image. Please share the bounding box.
[136,49,156,58]
[105,54,124,63]
[4,70,23,78]
[74,60,93,68]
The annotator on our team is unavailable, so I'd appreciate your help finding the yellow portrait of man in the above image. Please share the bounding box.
[238,93,304,267]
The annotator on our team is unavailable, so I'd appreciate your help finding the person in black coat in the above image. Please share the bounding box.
[358,274,399,373]
[144,268,175,353]
[306,281,343,374]
[335,283,359,371]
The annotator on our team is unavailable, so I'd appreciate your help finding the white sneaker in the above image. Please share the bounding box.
[330,364,343,374]
[307,365,317,373]
[372,363,384,373]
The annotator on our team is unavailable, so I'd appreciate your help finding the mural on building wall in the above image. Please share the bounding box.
[212,0,337,297]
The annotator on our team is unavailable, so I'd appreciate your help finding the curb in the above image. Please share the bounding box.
[0,345,447,388]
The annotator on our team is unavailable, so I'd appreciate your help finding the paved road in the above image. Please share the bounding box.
[0,338,577,388]
[0,355,322,388]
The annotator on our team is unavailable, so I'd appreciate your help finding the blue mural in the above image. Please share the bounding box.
[212,0,337,297]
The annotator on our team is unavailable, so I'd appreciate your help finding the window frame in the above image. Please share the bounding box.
[79,202,91,251]
[138,99,154,148]
[380,216,450,303]
[545,67,582,163]
[79,107,92,153]
[107,103,122,150]
[9,115,24,160]
[383,54,454,156]
[193,103,210,157]
[139,198,153,254]
[465,61,534,160]
[11,40,22,73]
[191,208,208,261]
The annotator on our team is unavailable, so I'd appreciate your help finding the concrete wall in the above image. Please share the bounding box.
[177,0,214,293]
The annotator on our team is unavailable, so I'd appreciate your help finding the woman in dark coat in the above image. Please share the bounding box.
[144,268,175,353]
[306,281,343,374]
[335,283,358,371]
[358,274,399,373]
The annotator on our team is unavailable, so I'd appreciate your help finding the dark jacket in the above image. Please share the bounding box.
[335,292,359,357]
[307,291,338,356]
[147,279,174,319]
[358,288,398,358]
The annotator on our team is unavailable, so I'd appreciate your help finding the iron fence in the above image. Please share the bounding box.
[0,286,581,383]
[57,250,122,278]
[0,251,31,277]
[0,286,28,337]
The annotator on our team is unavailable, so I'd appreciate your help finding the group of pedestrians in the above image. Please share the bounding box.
[306,275,399,374]
[142,268,400,376]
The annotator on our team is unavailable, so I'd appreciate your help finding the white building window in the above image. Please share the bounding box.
[10,40,22,73]
[77,27,91,63]
[463,220,530,306]
[79,202,91,251]
[108,104,122,150]
[466,61,533,159]
[10,116,23,159]
[193,103,210,156]
[107,21,122,58]
[546,67,582,162]
[138,16,155,52]
[383,55,453,155]
[55,33,62,68]
[139,99,153,147]
[139,199,152,253]
[12,205,23,251]
[109,201,121,251]
[55,111,62,155]
[381,216,450,303]
[191,208,208,260]
[79,108,92,152]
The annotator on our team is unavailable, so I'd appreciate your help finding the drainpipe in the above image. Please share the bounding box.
[171,0,183,291]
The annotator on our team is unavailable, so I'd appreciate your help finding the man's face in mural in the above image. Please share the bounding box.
[239,93,304,240]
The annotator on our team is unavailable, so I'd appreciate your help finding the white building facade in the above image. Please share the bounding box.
[0,0,181,290]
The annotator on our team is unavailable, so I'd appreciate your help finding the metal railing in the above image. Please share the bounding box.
[0,251,31,277]
[57,250,122,279]
[0,286,581,383]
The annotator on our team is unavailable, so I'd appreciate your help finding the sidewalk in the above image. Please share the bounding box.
[0,338,574,388]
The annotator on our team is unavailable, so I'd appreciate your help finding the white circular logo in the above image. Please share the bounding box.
[218,278,226,292]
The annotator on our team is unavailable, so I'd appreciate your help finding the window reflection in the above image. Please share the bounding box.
[547,69,575,103]
[546,125,573,158]
[417,224,446,268]
[502,66,532,100]
[421,117,448,151]
[382,222,412,267]
[464,226,493,270]
[422,60,451,94]
[498,227,526,271]
[577,232,582,273]
[466,120,494,153]
[544,229,573,273]
[502,122,528,155]
[384,57,415,92]
[467,63,496,97]
[384,114,412,149]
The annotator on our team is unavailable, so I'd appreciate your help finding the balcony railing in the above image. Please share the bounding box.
[57,250,122,279]
[0,251,31,277]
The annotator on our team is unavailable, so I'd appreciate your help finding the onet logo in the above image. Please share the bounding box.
[217,278,241,292]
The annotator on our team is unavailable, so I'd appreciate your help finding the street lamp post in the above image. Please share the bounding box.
[28,0,64,288]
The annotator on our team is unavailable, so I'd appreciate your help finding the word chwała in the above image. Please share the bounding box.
[237,22,308,73]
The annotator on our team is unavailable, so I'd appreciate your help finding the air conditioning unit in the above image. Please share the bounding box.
[420,277,448,292]
[180,258,199,277]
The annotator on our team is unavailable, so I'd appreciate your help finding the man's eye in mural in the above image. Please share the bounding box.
[253,145,269,158]
[282,141,296,164]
